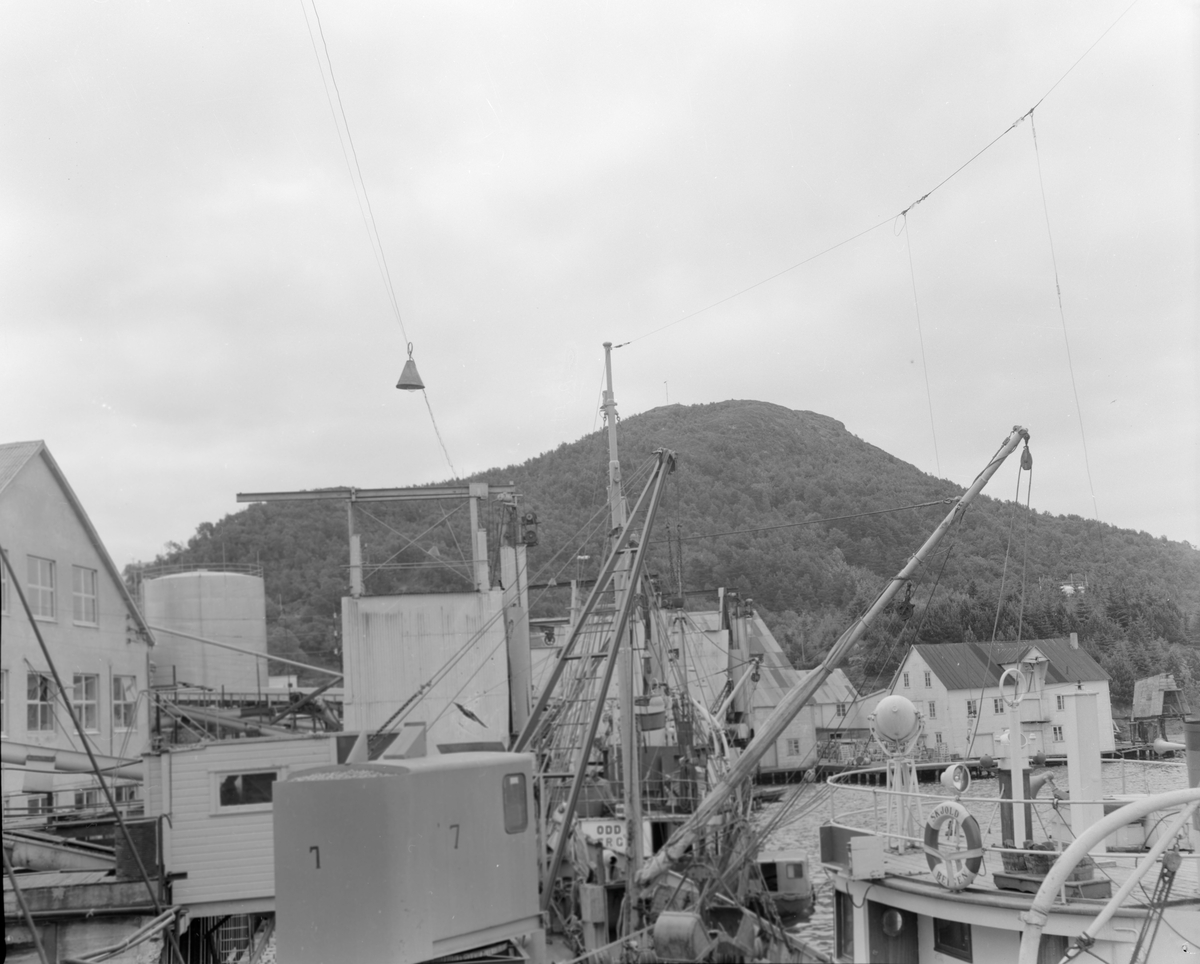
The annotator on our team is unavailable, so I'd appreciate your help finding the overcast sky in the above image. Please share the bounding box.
[3,1,1196,567]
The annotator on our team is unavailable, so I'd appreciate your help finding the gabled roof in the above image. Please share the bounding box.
[907,638,1108,692]
[0,440,153,644]
[686,609,855,706]
[0,440,44,493]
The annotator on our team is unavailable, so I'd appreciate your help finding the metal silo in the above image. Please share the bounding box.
[142,567,268,693]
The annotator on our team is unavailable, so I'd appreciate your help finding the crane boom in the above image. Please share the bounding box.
[637,425,1031,885]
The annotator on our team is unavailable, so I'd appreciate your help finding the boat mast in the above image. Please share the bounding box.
[638,425,1032,885]
[601,341,646,926]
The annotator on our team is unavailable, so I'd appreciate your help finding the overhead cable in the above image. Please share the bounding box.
[615,4,1140,348]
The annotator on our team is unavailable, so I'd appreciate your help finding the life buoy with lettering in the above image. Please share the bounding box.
[924,800,983,891]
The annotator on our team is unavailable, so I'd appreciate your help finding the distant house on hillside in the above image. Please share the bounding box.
[890,635,1114,761]
[0,440,154,819]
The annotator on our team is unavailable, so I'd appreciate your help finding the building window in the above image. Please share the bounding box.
[114,784,140,806]
[966,699,977,718]
[993,697,1004,715]
[835,702,847,717]
[1053,725,1064,743]
[935,732,943,744]
[72,566,98,625]
[924,671,932,688]
[927,701,937,720]
[27,556,56,620]
[73,674,99,732]
[503,773,528,834]
[113,676,138,729]
[217,772,277,809]
[27,793,55,816]
[902,672,910,688]
[786,738,801,757]
[1056,694,1066,711]
[933,917,973,961]
[74,788,100,810]
[27,673,55,732]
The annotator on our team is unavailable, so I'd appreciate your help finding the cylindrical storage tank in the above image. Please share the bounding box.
[143,570,268,692]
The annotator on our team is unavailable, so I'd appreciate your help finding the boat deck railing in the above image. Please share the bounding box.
[820,764,1200,904]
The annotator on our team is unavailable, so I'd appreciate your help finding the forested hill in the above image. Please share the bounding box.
[130,400,1200,704]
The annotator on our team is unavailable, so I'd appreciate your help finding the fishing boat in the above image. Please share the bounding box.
[814,699,1199,962]
[755,849,815,925]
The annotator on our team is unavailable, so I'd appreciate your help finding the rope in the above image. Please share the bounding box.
[422,388,458,479]
[1030,112,1099,522]
[963,447,1032,760]
[612,8,1137,349]
[902,215,941,475]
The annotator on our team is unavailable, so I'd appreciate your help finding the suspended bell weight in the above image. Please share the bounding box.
[396,342,425,391]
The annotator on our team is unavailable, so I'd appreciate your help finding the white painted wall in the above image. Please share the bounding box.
[892,650,1116,759]
[0,451,152,809]
[145,734,337,913]
[342,591,510,751]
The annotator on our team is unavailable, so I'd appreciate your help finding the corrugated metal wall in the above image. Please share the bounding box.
[342,591,511,750]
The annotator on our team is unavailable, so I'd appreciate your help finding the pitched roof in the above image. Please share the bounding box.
[0,440,153,644]
[682,610,854,705]
[0,440,44,494]
[910,638,1108,692]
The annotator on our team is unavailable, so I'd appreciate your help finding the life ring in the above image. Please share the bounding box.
[924,800,983,891]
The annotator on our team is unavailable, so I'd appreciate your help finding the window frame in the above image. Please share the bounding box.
[114,783,140,805]
[927,701,937,720]
[72,674,100,732]
[933,917,973,962]
[966,699,977,718]
[212,770,280,814]
[1056,694,1066,712]
[27,556,56,620]
[1052,725,1064,743]
[72,565,99,626]
[74,788,101,811]
[923,671,931,688]
[112,675,138,730]
[786,737,801,757]
[902,672,910,688]
[27,672,56,732]
[502,772,528,834]
[835,889,855,962]
[835,702,847,717]
[993,697,1004,715]
[27,792,55,816]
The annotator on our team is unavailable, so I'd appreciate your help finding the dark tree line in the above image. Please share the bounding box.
[127,400,1200,693]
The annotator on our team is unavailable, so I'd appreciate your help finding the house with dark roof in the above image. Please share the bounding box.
[889,635,1114,761]
[0,440,154,820]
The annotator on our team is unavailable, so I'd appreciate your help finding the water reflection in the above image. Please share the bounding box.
[757,760,1188,960]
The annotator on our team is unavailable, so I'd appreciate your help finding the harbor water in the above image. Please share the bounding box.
[757,759,1191,960]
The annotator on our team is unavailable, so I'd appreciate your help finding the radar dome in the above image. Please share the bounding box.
[874,694,921,743]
